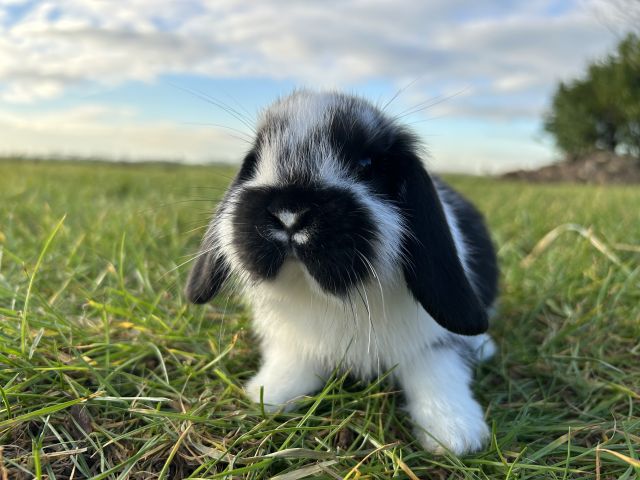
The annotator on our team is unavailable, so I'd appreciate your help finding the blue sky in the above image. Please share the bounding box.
[0,0,634,173]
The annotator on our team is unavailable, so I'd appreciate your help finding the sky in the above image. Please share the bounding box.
[0,0,636,173]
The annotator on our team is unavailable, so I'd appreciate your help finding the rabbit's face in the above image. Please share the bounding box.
[220,91,411,296]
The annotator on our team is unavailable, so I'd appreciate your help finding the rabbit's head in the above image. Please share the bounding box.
[186,90,487,335]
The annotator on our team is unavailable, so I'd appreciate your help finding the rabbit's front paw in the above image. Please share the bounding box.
[245,359,324,412]
[409,398,490,455]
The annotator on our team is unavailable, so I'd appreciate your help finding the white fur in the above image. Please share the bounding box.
[208,90,495,455]
[214,188,249,283]
[398,346,489,454]
[436,184,471,276]
[274,210,298,228]
[291,230,310,244]
[271,229,289,243]
[243,259,493,455]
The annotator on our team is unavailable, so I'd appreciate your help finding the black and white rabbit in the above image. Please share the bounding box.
[186,90,498,455]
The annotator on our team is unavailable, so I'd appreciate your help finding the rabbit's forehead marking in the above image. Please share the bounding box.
[249,91,383,188]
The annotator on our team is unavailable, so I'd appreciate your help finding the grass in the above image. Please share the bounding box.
[0,158,639,479]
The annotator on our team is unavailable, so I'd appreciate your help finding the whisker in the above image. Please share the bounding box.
[169,83,257,134]
[380,76,423,113]
[394,87,471,120]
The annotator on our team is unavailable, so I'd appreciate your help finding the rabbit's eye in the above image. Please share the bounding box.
[357,157,372,173]
[358,157,372,169]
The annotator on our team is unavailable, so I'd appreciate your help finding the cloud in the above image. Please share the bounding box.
[0,104,246,162]
[0,0,627,110]
[0,0,635,170]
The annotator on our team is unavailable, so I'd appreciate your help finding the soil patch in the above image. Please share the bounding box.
[502,151,640,184]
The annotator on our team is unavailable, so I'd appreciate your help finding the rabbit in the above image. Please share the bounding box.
[185,89,499,455]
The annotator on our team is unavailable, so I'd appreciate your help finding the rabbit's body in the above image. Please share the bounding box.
[187,90,499,455]
[251,260,443,379]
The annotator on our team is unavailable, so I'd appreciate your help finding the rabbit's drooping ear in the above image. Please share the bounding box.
[400,161,488,336]
[185,247,230,304]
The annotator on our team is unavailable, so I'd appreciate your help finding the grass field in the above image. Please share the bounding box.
[0,159,639,479]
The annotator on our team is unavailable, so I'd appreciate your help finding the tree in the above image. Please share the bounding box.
[615,34,640,156]
[544,33,640,160]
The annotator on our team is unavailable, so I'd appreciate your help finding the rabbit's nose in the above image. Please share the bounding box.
[267,207,310,232]
[271,209,298,229]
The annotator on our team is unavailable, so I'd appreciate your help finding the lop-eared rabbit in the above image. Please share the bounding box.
[186,90,498,455]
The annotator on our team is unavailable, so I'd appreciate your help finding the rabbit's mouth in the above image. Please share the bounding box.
[232,184,378,296]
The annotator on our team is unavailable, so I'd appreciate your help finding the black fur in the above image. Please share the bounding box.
[233,184,377,296]
[236,151,259,183]
[186,91,498,336]
[397,159,489,336]
[432,178,499,308]
[185,249,230,304]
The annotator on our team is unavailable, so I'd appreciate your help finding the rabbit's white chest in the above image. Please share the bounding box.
[249,261,447,378]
